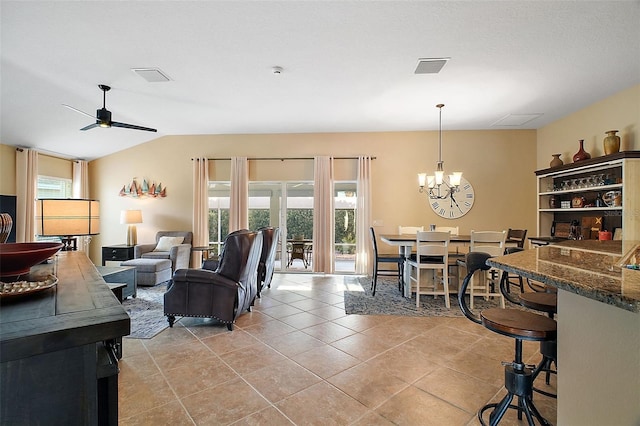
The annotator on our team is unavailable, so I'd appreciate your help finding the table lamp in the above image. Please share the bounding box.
[36,199,100,251]
[120,209,142,246]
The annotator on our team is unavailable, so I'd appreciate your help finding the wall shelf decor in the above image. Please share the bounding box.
[119,179,166,198]
[535,151,640,241]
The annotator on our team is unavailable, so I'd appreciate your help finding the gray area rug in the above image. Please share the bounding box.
[344,276,514,317]
[122,281,178,339]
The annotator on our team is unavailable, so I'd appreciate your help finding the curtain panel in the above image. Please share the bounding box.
[192,158,210,267]
[15,149,38,242]
[355,156,372,274]
[229,157,248,232]
[312,156,334,273]
[72,160,91,254]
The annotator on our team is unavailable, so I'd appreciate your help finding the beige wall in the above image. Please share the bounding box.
[0,144,17,195]
[89,130,537,262]
[535,84,640,424]
[3,84,637,264]
[0,148,73,193]
[537,84,639,169]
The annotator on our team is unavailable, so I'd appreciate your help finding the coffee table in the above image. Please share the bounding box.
[96,265,137,299]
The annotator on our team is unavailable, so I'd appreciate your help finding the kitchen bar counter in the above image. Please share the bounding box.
[487,240,640,426]
[487,240,640,312]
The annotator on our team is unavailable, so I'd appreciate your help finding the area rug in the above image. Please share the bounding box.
[344,276,517,317]
[122,282,179,339]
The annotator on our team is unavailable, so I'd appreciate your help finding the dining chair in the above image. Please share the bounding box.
[406,231,451,308]
[506,228,527,248]
[369,227,403,296]
[397,226,424,257]
[468,230,506,309]
[398,225,424,235]
[503,228,528,292]
[435,226,459,235]
[436,225,463,287]
[287,235,308,268]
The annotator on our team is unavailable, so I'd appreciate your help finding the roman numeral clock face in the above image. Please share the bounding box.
[429,177,475,219]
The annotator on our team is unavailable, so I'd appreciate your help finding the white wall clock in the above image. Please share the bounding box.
[429,176,475,219]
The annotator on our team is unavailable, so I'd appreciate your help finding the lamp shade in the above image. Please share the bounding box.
[120,209,143,224]
[36,199,100,236]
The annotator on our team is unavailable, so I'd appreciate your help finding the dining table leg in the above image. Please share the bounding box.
[401,244,412,298]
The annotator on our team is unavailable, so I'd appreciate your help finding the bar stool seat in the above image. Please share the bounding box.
[519,292,558,399]
[481,308,557,340]
[519,293,557,317]
[459,251,556,426]
[498,257,558,401]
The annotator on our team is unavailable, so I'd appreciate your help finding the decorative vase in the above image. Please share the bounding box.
[572,139,591,163]
[603,130,620,155]
[549,154,563,168]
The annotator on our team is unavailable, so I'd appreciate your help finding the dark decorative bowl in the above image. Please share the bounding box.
[0,242,64,278]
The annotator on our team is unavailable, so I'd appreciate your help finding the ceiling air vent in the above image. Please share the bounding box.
[414,58,450,74]
[131,68,171,83]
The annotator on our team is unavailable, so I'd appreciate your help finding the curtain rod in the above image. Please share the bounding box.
[192,156,376,161]
[15,146,82,162]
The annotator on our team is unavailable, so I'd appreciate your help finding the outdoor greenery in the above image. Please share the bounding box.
[285,208,313,240]
[208,207,356,255]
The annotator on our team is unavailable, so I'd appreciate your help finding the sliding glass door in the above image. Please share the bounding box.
[210,180,358,274]
[247,182,314,272]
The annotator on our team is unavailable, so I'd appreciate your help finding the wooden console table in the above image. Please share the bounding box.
[0,251,130,425]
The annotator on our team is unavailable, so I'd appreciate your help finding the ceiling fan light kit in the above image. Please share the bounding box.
[67,84,157,133]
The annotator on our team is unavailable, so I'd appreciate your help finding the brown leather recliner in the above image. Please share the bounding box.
[256,226,281,298]
[164,229,263,330]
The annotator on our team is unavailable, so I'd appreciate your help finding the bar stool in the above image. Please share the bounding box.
[458,251,557,425]
[499,262,558,400]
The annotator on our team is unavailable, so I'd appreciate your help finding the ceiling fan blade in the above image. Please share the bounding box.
[80,123,99,131]
[62,104,95,119]
[111,121,157,132]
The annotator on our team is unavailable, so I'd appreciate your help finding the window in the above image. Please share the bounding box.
[36,176,72,242]
[37,175,72,199]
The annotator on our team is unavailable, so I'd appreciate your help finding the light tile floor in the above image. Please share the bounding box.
[119,274,557,425]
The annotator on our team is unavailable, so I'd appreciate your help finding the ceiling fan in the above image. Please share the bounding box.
[63,84,157,132]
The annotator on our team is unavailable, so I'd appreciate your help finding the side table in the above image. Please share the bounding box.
[102,244,135,266]
[192,245,218,261]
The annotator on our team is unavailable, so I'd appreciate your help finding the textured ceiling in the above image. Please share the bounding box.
[1,1,639,160]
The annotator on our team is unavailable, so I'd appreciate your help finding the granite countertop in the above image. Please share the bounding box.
[487,240,640,313]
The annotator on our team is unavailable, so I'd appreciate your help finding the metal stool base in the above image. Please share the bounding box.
[479,365,552,426]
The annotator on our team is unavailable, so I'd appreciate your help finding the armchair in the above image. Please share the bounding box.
[164,229,263,330]
[256,226,281,297]
[134,231,193,273]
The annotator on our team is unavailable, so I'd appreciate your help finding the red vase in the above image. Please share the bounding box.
[572,139,591,163]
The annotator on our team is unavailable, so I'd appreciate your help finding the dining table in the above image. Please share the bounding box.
[380,233,471,297]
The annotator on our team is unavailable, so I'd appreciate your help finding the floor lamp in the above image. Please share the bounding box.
[120,210,142,246]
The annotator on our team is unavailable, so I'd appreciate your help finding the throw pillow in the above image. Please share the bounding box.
[154,236,184,252]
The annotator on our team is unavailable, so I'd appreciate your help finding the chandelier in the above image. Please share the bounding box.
[418,104,462,199]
